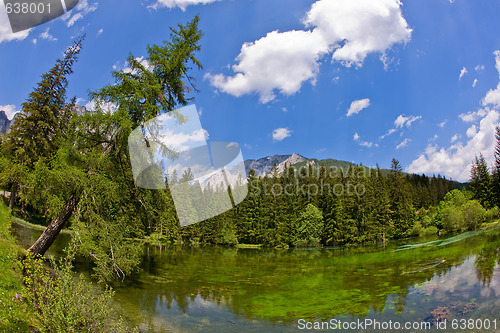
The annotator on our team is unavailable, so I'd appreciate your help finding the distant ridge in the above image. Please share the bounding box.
[244,153,307,176]
[0,111,14,133]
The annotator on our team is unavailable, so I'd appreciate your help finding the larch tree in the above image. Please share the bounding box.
[0,36,84,255]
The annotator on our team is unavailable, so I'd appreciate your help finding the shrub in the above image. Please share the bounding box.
[294,237,321,248]
[441,207,465,233]
[485,206,500,222]
[421,226,439,237]
[410,221,422,237]
[22,253,131,332]
[462,200,486,230]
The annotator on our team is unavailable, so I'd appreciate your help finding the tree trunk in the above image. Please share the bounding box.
[28,194,79,256]
[8,184,17,210]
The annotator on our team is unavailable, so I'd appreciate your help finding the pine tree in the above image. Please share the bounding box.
[1,37,84,212]
[492,127,500,208]
[470,153,493,208]
[388,158,415,238]
[8,36,84,167]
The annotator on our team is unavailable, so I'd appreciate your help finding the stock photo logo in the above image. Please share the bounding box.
[3,0,79,33]
[128,105,248,227]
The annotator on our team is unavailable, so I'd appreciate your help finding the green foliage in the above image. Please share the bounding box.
[6,37,84,168]
[0,202,39,331]
[22,252,131,332]
[462,200,486,230]
[485,206,500,222]
[441,207,465,233]
[294,204,323,248]
[470,154,493,208]
[437,191,488,233]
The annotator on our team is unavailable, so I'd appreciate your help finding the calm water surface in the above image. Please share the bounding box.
[12,221,500,332]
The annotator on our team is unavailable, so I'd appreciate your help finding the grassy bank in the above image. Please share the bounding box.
[0,202,39,331]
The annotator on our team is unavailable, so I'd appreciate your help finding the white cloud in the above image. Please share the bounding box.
[380,128,397,140]
[354,132,376,148]
[408,51,500,181]
[438,121,447,128]
[459,109,487,122]
[272,128,292,142]
[459,67,467,80]
[407,108,499,181]
[0,104,20,120]
[32,38,37,45]
[208,0,411,103]
[473,79,478,87]
[450,134,459,143]
[429,134,438,141]
[466,124,477,138]
[346,98,370,117]
[62,0,98,27]
[150,0,220,11]
[85,99,118,114]
[282,107,288,112]
[40,28,57,41]
[475,65,485,72]
[0,0,31,44]
[482,50,500,107]
[394,114,422,128]
[97,28,103,36]
[207,30,329,103]
[160,128,207,151]
[396,138,411,149]
[121,56,152,74]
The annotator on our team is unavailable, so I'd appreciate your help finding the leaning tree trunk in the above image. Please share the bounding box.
[8,184,17,210]
[28,194,79,256]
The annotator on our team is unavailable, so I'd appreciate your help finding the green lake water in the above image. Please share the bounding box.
[11,222,500,332]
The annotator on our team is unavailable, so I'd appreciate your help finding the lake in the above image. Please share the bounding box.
[12,221,500,332]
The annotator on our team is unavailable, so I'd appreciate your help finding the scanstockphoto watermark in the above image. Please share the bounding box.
[249,179,366,199]
[297,318,432,331]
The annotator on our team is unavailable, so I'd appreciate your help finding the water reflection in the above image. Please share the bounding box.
[11,222,500,332]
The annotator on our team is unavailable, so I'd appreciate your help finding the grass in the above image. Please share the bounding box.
[0,202,39,331]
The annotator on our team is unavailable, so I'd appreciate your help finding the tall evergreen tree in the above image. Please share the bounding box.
[492,127,500,208]
[388,158,415,238]
[1,37,84,212]
[470,153,493,208]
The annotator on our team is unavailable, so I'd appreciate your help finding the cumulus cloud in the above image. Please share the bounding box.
[394,114,422,128]
[472,79,478,88]
[0,0,31,43]
[40,28,57,41]
[61,0,98,27]
[482,50,500,107]
[459,67,467,80]
[459,109,487,123]
[396,138,411,149]
[407,51,500,181]
[354,132,376,148]
[0,104,20,120]
[207,30,329,103]
[347,98,370,117]
[407,109,499,181]
[466,124,477,138]
[272,128,292,142]
[122,56,152,74]
[438,121,447,128]
[150,0,220,11]
[208,0,411,103]
[85,99,118,114]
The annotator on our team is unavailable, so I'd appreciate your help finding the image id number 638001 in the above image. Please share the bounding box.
[5,2,51,14]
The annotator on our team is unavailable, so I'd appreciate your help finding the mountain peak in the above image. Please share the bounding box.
[0,110,12,133]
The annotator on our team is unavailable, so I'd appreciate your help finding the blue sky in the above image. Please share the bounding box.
[1,0,500,182]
